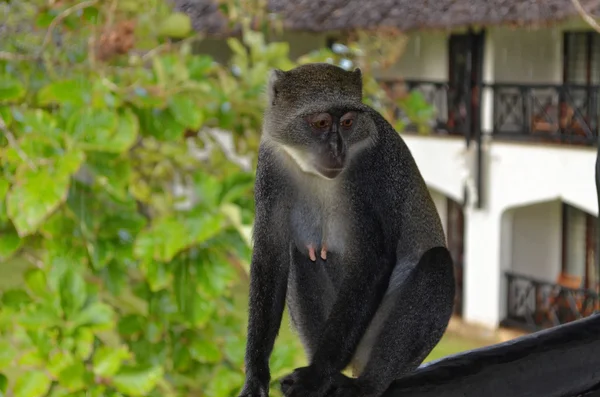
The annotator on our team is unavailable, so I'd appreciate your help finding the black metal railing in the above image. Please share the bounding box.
[377,79,456,135]
[489,83,600,145]
[502,271,599,332]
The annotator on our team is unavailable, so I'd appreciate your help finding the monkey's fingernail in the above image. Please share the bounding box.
[321,248,327,260]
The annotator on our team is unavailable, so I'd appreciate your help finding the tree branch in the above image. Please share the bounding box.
[39,0,100,55]
[571,0,600,33]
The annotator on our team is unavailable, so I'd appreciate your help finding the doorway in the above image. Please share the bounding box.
[447,31,485,143]
[447,197,466,316]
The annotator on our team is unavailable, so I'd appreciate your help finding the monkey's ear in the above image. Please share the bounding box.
[267,69,285,105]
[352,67,362,78]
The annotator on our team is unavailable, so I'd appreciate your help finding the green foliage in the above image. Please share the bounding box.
[0,1,435,396]
[0,1,294,396]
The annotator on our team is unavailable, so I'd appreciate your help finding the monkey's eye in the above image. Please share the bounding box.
[340,112,355,129]
[307,113,332,130]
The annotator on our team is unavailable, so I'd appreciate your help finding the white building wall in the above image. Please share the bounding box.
[376,32,448,81]
[429,189,449,238]
[403,135,597,328]
[402,135,465,203]
[489,27,562,84]
[510,201,563,282]
[488,142,597,216]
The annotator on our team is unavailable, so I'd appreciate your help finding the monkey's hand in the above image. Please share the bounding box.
[238,377,269,397]
[306,243,327,261]
[280,366,363,397]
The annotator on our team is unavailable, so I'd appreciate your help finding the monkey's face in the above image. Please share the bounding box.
[275,106,373,180]
[302,109,355,179]
[263,63,375,180]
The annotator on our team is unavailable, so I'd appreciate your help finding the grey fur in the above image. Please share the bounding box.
[239,63,455,397]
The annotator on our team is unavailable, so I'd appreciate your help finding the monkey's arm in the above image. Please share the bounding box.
[240,156,291,396]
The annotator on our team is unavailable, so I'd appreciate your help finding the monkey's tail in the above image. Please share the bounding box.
[384,312,600,397]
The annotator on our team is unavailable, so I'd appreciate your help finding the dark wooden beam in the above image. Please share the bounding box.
[383,313,600,397]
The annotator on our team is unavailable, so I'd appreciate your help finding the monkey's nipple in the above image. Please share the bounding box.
[306,244,327,261]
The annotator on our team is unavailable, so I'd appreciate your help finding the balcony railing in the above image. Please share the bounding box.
[502,271,600,332]
[377,79,459,135]
[377,79,600,146]
[489,83,600,145]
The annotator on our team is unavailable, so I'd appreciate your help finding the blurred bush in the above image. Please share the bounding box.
[0,1,434,396]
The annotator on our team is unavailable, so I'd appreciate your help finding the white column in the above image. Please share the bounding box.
[463,206,510,328]
[481,30,495,135]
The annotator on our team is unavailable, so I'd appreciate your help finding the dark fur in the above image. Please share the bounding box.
[239,63,456,397]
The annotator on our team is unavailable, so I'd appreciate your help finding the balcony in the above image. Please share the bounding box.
[501,271,599,332]
[490,83,599,146]
[377,79,466,137]
[380,79,600,146]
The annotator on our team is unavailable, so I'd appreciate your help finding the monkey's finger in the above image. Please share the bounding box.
[307,245,317,261]
[320,244,327,260]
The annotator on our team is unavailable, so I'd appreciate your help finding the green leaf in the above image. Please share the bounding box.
[71,302,115,330]
[136,108,186,140]
[0,106,12,125]
[111,365,163,396]
[37,80,89,107]
[59,269,87,319]
[190,337,222,364]
[140,260,170,292]
[74,327,94,360]
[13,371,52,397]
[0,77,25,101]
[0,341,16,369]
[158,12,192,38]
[13,108,61,138]
[168,94,204,130]
[1,289,31,308]
[93,346,129,378]
[0,373,7,394]
[117,314,144,337]
[0,179,8,223]
[190,292,216,328]
[204,367,244,397]
[6,150,84,236]
[19,302,62,329]
[68,108,138,153]
[196,251,237,298]
[47,351,74,379]
[57,362,86,392]
[0,226,23,261]
[24,268,48,298]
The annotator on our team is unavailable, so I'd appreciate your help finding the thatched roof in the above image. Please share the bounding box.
[174,0,600,35]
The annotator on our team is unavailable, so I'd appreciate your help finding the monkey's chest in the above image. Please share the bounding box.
[289,202,349,256]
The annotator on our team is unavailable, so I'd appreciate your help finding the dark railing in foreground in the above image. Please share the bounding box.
[489,83,599,145]
[502,271,599,332]
[383,313,600,397]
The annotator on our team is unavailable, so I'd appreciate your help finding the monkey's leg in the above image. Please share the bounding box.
[287,247,337,359]
[347,246,455,397]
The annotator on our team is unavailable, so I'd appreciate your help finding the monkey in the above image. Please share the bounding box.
[238,63,455,397]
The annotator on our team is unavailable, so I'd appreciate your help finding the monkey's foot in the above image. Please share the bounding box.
[280,368,362,397]
[306,244,327,262]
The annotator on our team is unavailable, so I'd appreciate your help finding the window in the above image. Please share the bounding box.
[561,203,599,291]
[564,32,600,85]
